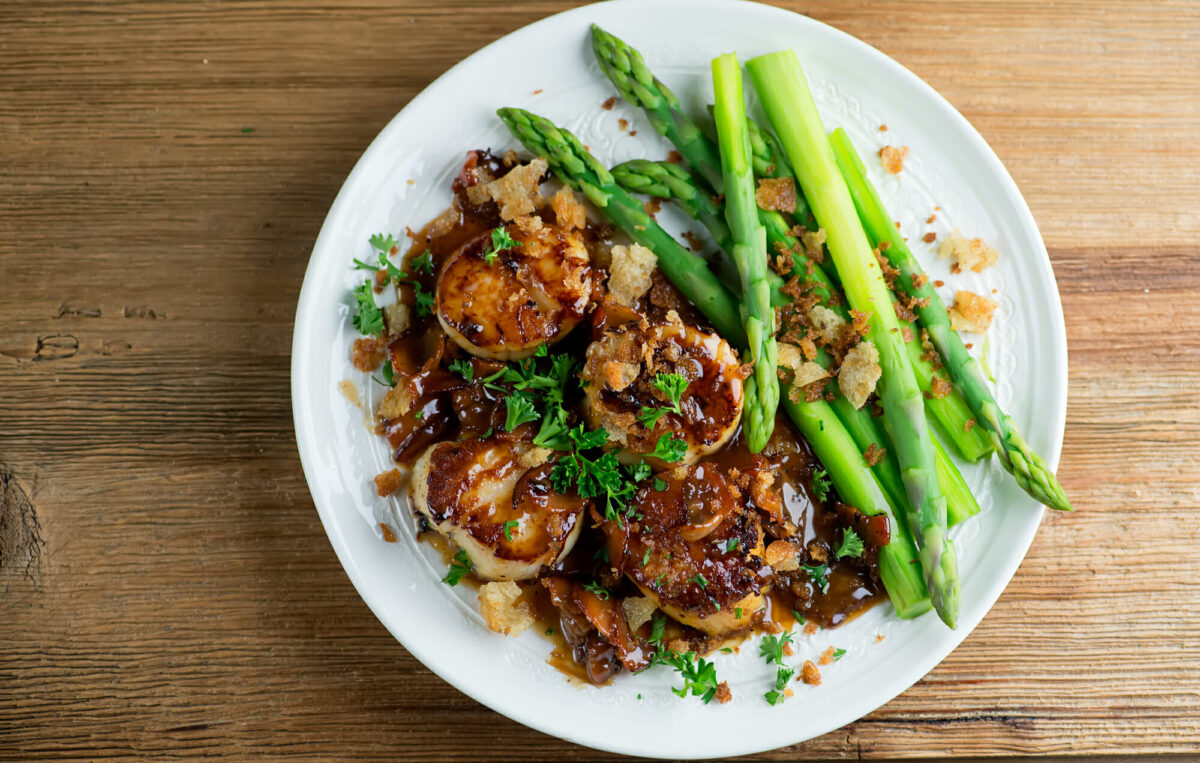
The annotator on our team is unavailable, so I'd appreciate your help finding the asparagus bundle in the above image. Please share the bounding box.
[828,128,1072,512]
[610,157,992,466]
[747,51,960,627]
[496,106,932,618]
[711,53,779,453]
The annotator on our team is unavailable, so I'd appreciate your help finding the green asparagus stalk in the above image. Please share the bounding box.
[828,127,1071,511]
[711,53,778,453]
[497,106,930,618]
[611,157,993,463]
[590,24,724,193]
[748,50,959,627]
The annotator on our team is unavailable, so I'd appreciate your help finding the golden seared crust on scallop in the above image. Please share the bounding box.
[436,221,596,361]
[410,433,587,581]
[601,463,766,635]
[581,306,745,467]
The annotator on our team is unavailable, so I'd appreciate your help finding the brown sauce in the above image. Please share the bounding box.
[362,149,884,686]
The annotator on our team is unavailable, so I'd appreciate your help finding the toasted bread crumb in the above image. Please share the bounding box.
[922,231,937,243]
[385,302,411,338]
[376,383,412,420]
[929,375,953,399]
[801,660,822,685]
[518,447,553,469]
[807,304,845,344]
[879,145,909,174]
[351,336,387,372]
[939,231,999,273]
[755,177,797,213]
[551,187,587,231]
[486,157,547,221]
[479,581,534,636]
[839,341,881,409]
[602,96,617,110]
[804,620,819,636]
[715,682,733,704]
[948,290,999,333]
[511,214,544,236]
[607,243,658,307]
[818,646,837,666]
[621,595,657,632]
[765,540,802,571]
[778,343,829,390]
[800,228,827,263]
[863,442,885,466]
[876,634,885,643]
[374,468,405,497]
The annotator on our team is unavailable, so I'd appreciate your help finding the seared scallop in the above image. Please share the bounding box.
[436,221,596,361]
[601,463,767,635]
[581,306,745,467]
[409,432,587,581]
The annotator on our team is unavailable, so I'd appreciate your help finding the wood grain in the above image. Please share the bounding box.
[2,0,1198,759]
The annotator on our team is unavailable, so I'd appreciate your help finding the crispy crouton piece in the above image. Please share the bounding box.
[755,177,797,213]
[374,468,405,497]
[948,290,999,333]
[800,228,826,262]
[800,659,822,685]
[778,343,829,388]
[839,341,882,410]
[621,595,657,632]
[551,186,587,230]
[878,145,909,174]
[765,540,801,572]
[518,447,553,469]
[376,383,412,420]
[806,304,845,344]
[511,214,544,236]
[607,243,658,307]
[939,231,999,273]
[603,360,640,392]
[714,682,733,704]
[478,581,534,636]
[485,158,547,221]
[385,302,410,338]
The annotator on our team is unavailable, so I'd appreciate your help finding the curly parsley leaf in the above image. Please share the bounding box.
[811,467,831,503]
[653,372,688,408]
[448,358,474,383]
[408,251,434,275]
[650,433,687,463]
[369,232,400,253]
[532,406,572,451]
[441,550,473,586]
[759,630,794,667]
[483,226,521,265]
[351,282,384,336]
[412,283,435,318]
[834,527,864,559]
[504,393,539,431]
[638,406,667,430]
[660,651,721,704]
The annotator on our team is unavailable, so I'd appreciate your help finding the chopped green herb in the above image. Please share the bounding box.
[765,665,796,706]
[441,550,473,586]
[534,343,549,357]
[369,233,401,254]
[638,406,667,430]
[759,630,793,667]
[692,573,709,589]
[407,251,434,275]
[351,282,384,336]
[642,548,651,567]
[650,433,687,463]
[659,651,721,704]
[532,406,571,451]
[653,372,688,408]
[545,628,555,636]
[833,647,846,662]
[592,546,609,562]
[724,537,741,553]
[720,647,733,654]
[582,580,610,600]
[811,467,831,503]
[735,607,743,619]
[504,393,540,431]
[241,126,254,134]
[802,563,830,594]
[413,409,424,421]
[647,612,666,647]
[653,477,668,492]
[483,226,521,265]
[412,283,435,317]
[502,520,519,541]
[834,527,864,559]
[448,358,474,382]
[791,609,806,625]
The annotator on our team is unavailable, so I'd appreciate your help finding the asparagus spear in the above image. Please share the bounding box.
[747,50,959,627]
[611,157,993,462]
[497,106,930,618]
[711,53,778,453]
[590,24,724,193]
[828,127,1071,511]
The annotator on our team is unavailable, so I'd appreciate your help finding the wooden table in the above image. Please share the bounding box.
[2,1,1198,759]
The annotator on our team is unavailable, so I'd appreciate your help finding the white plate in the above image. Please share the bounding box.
[291,0,1067,757]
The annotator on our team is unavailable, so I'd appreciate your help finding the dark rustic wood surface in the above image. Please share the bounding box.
[2,0,1198,759]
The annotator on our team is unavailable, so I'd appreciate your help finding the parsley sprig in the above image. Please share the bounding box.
[441,550,473,586]
[802,563,830,594]
[351,233,435,332]
[658,650,721,704]
[637,372,689,429]
[811,467,831,503]
[834,527,864,559]
[483,226,521,265]
[760,630,796,705]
